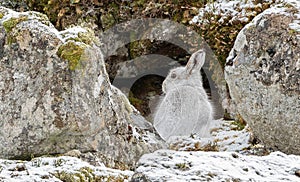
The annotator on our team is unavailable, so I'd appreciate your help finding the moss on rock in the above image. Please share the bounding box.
[57,41,87,71]
[59,27,100,46]
[77,31,93,45]
[0,12,4,19]
[74,28,99,46]
[2,16,28,33]
[2,15,29,45]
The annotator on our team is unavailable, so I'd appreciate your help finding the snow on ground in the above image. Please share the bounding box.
[210,120,252,152]
[0,155,133,182]
[135,150,300,181]
[0,120,299,181]
[133,119,300,181]
[167,119,252,153]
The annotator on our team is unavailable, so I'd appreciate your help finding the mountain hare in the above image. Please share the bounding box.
[154,49,213,140]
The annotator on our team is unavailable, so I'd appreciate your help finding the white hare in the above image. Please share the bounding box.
[154,49,213,141]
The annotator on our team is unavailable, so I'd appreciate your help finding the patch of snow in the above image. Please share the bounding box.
[284,0,300,32]
[190,0,268,25]
[93,75,105,98]
[0,8,23,23]
[0,118,298,181]
[59,26,88,42]
[0,156,133,182]
[134,118,300,181]
[142,131,163,144]
[135,149,300,181]
[0,8,51,27]
[290,23,300,32]
[211,120,252,152]
[245,0,300,37]
[252,0,300,30]
[0,7,62,42]
[233,30,248,52]
[191,0,300,29]
[12,72,25,80]
[167,119,252,153]
[131,125,141,140]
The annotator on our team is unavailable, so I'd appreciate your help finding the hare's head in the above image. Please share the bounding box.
[162,49,206,93]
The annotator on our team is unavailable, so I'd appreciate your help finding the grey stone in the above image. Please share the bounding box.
[0,6,164,169]
[225,2,300,154]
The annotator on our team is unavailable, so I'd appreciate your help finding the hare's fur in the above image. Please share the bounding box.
[154,49,213,141]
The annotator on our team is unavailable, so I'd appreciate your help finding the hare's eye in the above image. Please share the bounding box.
[171,73,177,79]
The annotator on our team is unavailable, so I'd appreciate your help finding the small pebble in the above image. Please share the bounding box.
[232,153,239,158]
[242,168,249,172]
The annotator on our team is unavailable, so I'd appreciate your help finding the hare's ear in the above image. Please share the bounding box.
[186,49,206,75]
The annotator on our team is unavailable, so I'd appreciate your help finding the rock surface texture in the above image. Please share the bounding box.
[0,6,163,169]
[225,1,300,154]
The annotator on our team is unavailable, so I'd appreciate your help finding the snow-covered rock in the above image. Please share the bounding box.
[191,0,273,25]
[132,150,300,181]
[224,0,300,155]
[0,155,134,181]
[1,119,298,181]
[167,120,252,153]
[132,120,300,181]
[0,6,163,169]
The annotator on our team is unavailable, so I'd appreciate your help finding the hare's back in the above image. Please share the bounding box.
[154,86,212,140]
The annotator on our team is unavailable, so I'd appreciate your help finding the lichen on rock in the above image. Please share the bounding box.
[225,0,300,155]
